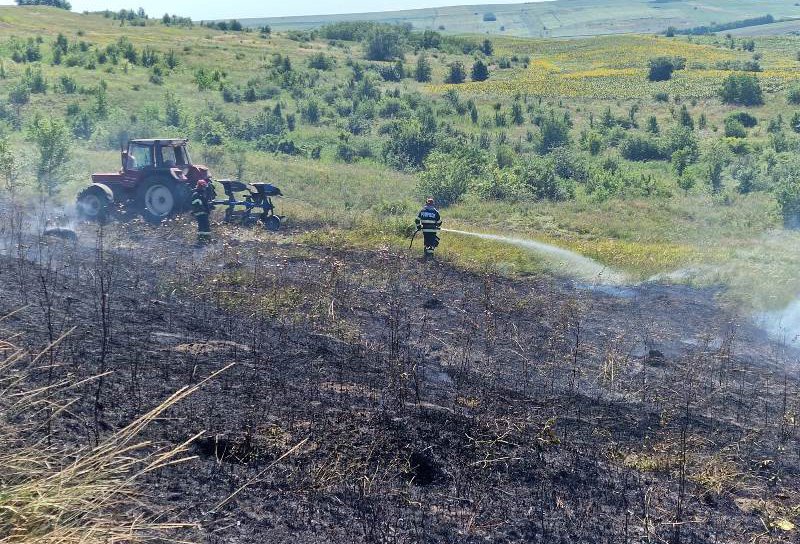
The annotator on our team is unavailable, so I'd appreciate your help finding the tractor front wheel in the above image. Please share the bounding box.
[137,179,178,224]
[76,185,112,223]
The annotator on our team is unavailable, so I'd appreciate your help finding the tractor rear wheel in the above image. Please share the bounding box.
[137,178,178,224]
[76,185,112,223]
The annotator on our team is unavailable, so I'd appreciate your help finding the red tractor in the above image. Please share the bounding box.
[77,138,283,229]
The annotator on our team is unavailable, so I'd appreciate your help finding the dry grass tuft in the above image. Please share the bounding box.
[0,316,232,543]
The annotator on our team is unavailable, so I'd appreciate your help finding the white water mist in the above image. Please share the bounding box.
[442,229,627,285]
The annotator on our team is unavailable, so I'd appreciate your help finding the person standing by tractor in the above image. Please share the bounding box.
[190,178,213,245]
[415,197,442,257]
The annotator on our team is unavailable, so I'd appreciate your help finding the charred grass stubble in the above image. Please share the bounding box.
[1,202,799,542]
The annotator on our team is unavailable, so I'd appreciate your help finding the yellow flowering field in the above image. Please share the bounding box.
[430,35,800,99]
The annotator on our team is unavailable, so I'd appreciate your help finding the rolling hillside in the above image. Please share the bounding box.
[245,0,800,37]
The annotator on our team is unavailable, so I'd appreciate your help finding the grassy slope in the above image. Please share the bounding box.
[2,7,800,309]
[728,18,800,36]
[245,0,800,37]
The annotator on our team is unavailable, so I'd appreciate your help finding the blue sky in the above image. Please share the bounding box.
[1,1,547,20]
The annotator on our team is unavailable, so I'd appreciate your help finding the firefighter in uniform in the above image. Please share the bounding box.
[415,197,442,257]
[191,178,213,245]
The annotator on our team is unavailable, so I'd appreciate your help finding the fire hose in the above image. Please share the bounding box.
[408,227,420,250]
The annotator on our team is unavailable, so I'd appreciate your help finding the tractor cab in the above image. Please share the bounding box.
[122,139,191,175]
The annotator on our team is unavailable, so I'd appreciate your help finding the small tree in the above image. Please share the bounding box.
[414,53,432,82]
[646,115,660,134]
[164,91,182,126]
[445,62,466,84]
[480,39,494,56]
[677,175,695,195]
[788,86,800,105]
[94,81,109,119]
[471,60,489,82]
[791,111,800,133]
[511,101,524,125]
[301,99,321,124]
[671,147,694,176]
[773,159,800,227]
[28,115,71,196]
[537,114,571,153]
[470,102,479,124]
[678,105,693,129]
[0,137,18,194]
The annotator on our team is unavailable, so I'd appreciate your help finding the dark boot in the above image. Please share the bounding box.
[196,215,212,246]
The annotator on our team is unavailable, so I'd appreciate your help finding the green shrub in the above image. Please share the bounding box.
[724,117,747,138]
[301,99,321,124]
[381,117,436,169]
[515,155,575,201]
[221,85,242,103]
[585,167,624,202]
[418,148,486,206]
[58,74,77,94]
[364,26,405,61]
[378,97,406,119]
[661,125,698,158]
[23,66,47,94]
[379,60,405,82]
[620,133,665,161]
[256,135,300,155]
[726,111,758,128]
[728,155,759,194]
[8,83,30,106]
[647,57,676,81]
[69,110,95,139]
[308,52,335,70]
[720,73,763,106]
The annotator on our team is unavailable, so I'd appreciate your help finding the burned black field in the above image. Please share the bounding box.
[1,218,798,543]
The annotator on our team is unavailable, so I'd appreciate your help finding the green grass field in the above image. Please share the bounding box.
[3,5,800,311]
[246,0,800,37]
